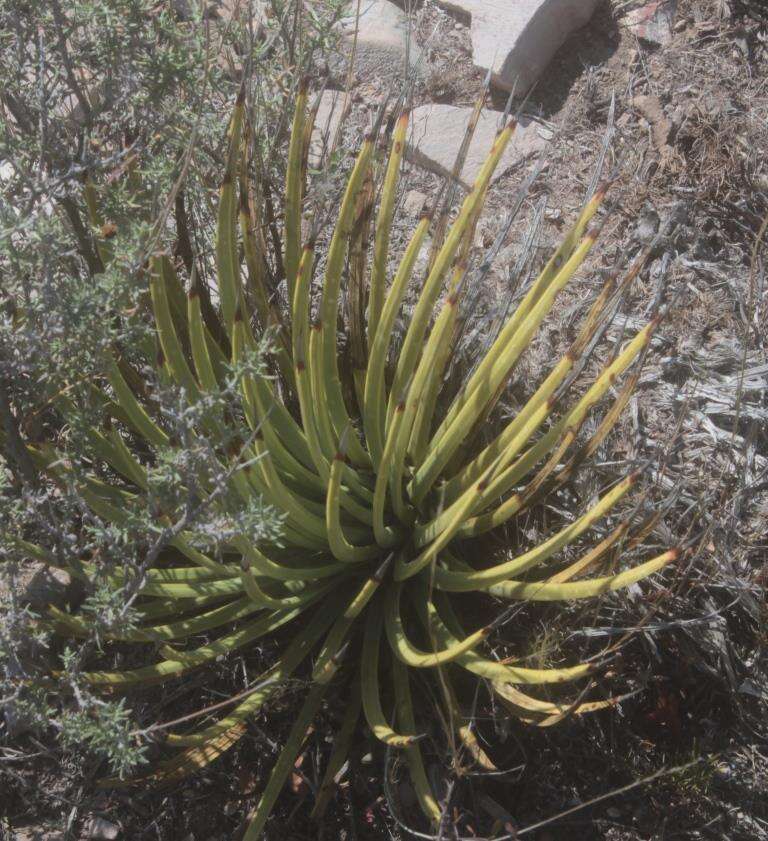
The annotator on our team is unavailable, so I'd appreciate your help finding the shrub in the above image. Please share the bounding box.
[2,80,678,837]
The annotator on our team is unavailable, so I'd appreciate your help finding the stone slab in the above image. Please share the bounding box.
[338,0,423,83]
[436,0,599,92]
[406,103,548,186]
[309,90,346,168]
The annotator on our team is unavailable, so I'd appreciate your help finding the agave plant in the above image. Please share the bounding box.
[7,82,678,836]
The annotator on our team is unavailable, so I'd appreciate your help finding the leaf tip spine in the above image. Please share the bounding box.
[374,552,394,582]
[594,178,615,202]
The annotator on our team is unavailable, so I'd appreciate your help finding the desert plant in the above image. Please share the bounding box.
[3,83,679,836]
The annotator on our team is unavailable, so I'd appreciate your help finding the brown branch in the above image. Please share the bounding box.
[49,0,93,126]
[0,371,37,486]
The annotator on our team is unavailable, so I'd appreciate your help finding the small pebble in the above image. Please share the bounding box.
[403,189,428,217]
[86,817,120,841]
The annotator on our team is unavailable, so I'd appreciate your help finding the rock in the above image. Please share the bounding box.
[406,104,547,187]
[624,1,677,46]
[309,90,346,168]
[337,0,423,84]
[632,94,672,150]
[85,817,120,840]
[436,0,599,92]
[2,562,79,611]
[632,205,660,244]
[403,189,428,216]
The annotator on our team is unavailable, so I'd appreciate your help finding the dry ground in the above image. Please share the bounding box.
[3,0,767,839]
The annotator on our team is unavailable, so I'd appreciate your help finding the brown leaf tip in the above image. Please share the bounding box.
[594,178,615,201]
[586,221,604,241]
